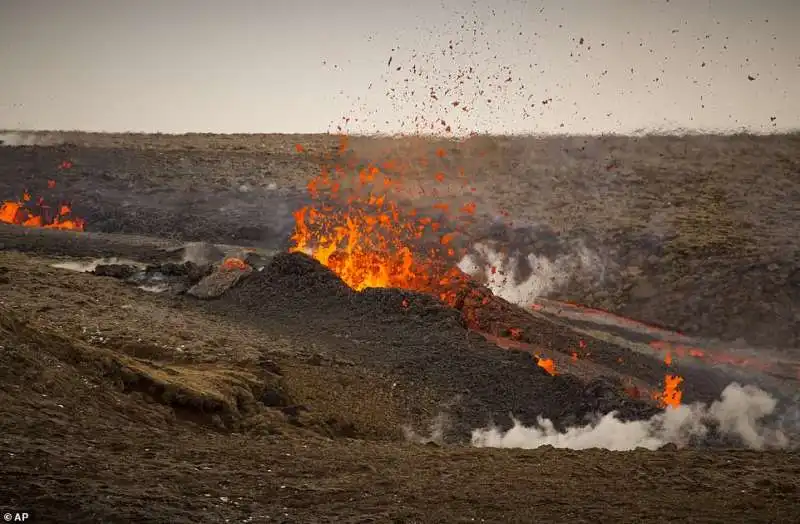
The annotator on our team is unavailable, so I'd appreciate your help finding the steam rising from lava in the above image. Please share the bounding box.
[287,138,800,418]
[457,240,601,305]
[472,383,793,451]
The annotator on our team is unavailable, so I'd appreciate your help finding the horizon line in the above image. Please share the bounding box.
[2,128,799,140]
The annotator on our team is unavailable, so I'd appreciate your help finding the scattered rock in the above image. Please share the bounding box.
[186,262,214,283]
[242,251,272,268]
[94,264,140,280]
[260,388,289,408]
[152,262,190,276]
[187,264,254,299]
[144,261,212,284]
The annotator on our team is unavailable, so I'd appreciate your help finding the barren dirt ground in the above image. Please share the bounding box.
[1,132,799,523]
[1,250,798,523]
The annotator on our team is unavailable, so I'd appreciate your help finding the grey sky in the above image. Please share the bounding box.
[1,0,798,134]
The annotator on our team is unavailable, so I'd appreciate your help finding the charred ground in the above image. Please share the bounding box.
[1,132,799,522]
[0,245,798,523]
[1,132,799,349]
[216,251,661,438]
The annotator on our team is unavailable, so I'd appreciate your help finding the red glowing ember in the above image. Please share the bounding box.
[221,257,248,271]
[0,185,85,231]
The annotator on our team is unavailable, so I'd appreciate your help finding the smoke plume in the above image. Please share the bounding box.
[0,132,62,147]
[457,240,603,304]
[471,383,792,451]
[402,413,449,446]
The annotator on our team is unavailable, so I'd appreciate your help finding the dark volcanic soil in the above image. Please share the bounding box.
[217,252,660,439]
[1,133,800,522]
[0,248,798,523]
[1,132,799,351]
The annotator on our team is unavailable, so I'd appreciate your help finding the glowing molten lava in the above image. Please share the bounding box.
[289,158,467,298]
[292,202,417,291]
[289,139,690,408]
[0,187,85,231]
[536,357,556,376]
[221,257,248,271]
[654,375,683,408]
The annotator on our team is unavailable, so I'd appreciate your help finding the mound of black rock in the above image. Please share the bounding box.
[218,252,664,442]
[92,260,215,295]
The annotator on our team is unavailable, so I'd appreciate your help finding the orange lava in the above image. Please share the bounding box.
[289,150,469,299]
[536,357,557,376]
[0,188,85,231]
[221,257,248,271]
[289,138,689,404]
[654,375,683,408]
[649,340,777,372]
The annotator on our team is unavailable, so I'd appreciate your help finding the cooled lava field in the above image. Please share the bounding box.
[0,131,799,523]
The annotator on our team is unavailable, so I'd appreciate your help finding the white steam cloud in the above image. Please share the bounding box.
[472,383,792,451]
[137,283,170,293]
[403,413,449,446]
[0,132,62,147]
[51,257,145,273]
[180,241,225,266]
[457,241,601,304]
